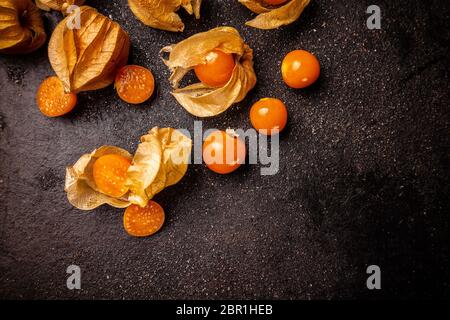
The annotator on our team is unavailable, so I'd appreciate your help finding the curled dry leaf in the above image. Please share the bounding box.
[65,127,192,210]
[128,0,202,32]
[239,0,311,29]
[161,27,257,117]
[35,0,85,12]
[0,0,46,54]
[48,6,130,93]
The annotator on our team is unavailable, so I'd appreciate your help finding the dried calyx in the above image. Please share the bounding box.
[0,0,46,54]
[128,0,202,32]
[161,27,257,117]
[239,0,311,29]
[35,0,85,13]
[48,6,130,93]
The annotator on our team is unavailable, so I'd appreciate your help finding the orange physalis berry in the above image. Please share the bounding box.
[92,154,131,198]
[123,201,165,237]
[36,76,77,117]
[250,98,288,135]
[281,50,320,89]
[115,65,155,104]
[194,49,235,88]
[202,130,246,174]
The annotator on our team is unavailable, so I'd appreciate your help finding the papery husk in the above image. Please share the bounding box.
[239,0,310,29]
[48,6,130,93]
[127,127,192,207]
[35,0,85,12]
[0,0,46,54]
[65,128,192,210]
[128,0,202,32]
[161,27,256,117]
[65,146,133,210]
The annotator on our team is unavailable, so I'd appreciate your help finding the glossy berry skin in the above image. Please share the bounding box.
[115,65,155,104]
[123,201,165,237]
[202,130,246,174]
[281,50,320,89]
[36,76,77,117]
[264,0,289,5]
[250,98,288,135]
[92,154,131,198]
[194,49,235,88]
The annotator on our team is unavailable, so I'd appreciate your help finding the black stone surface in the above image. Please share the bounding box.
[0,0,449,299]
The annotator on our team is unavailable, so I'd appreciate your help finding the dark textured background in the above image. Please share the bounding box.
[1,0,449,299]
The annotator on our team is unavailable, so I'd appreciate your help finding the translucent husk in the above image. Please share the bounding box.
[48,6,130,93]
[239,0,311,29]
[128,0,202,32]
[65,127,192,210]
[35,0,85,12]
[161,27,257,117]
[0,0,46,54]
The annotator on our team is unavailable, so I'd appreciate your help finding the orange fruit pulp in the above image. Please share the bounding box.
[123,201,165,237]
[36,76,77,117]
[115,65,155,104]
[92,154,131,198]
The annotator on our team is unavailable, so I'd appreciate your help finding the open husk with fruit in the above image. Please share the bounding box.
[0,0,46,54]
[161,27,257,117]
[128,0,202,32]
[48,5,130,93]
[65,127,192,210]
[239,0,310,29]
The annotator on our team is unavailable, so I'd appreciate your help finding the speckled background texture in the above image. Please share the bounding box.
[1,0,449,299]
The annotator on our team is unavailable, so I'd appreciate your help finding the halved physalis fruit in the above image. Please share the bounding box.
[36,76,77,117]
[115,65,155,104]
[93,154,131,198]
[194,49,235,88]
[123,201,165,237]
[202,130,246,174]
[250,98,288,135]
